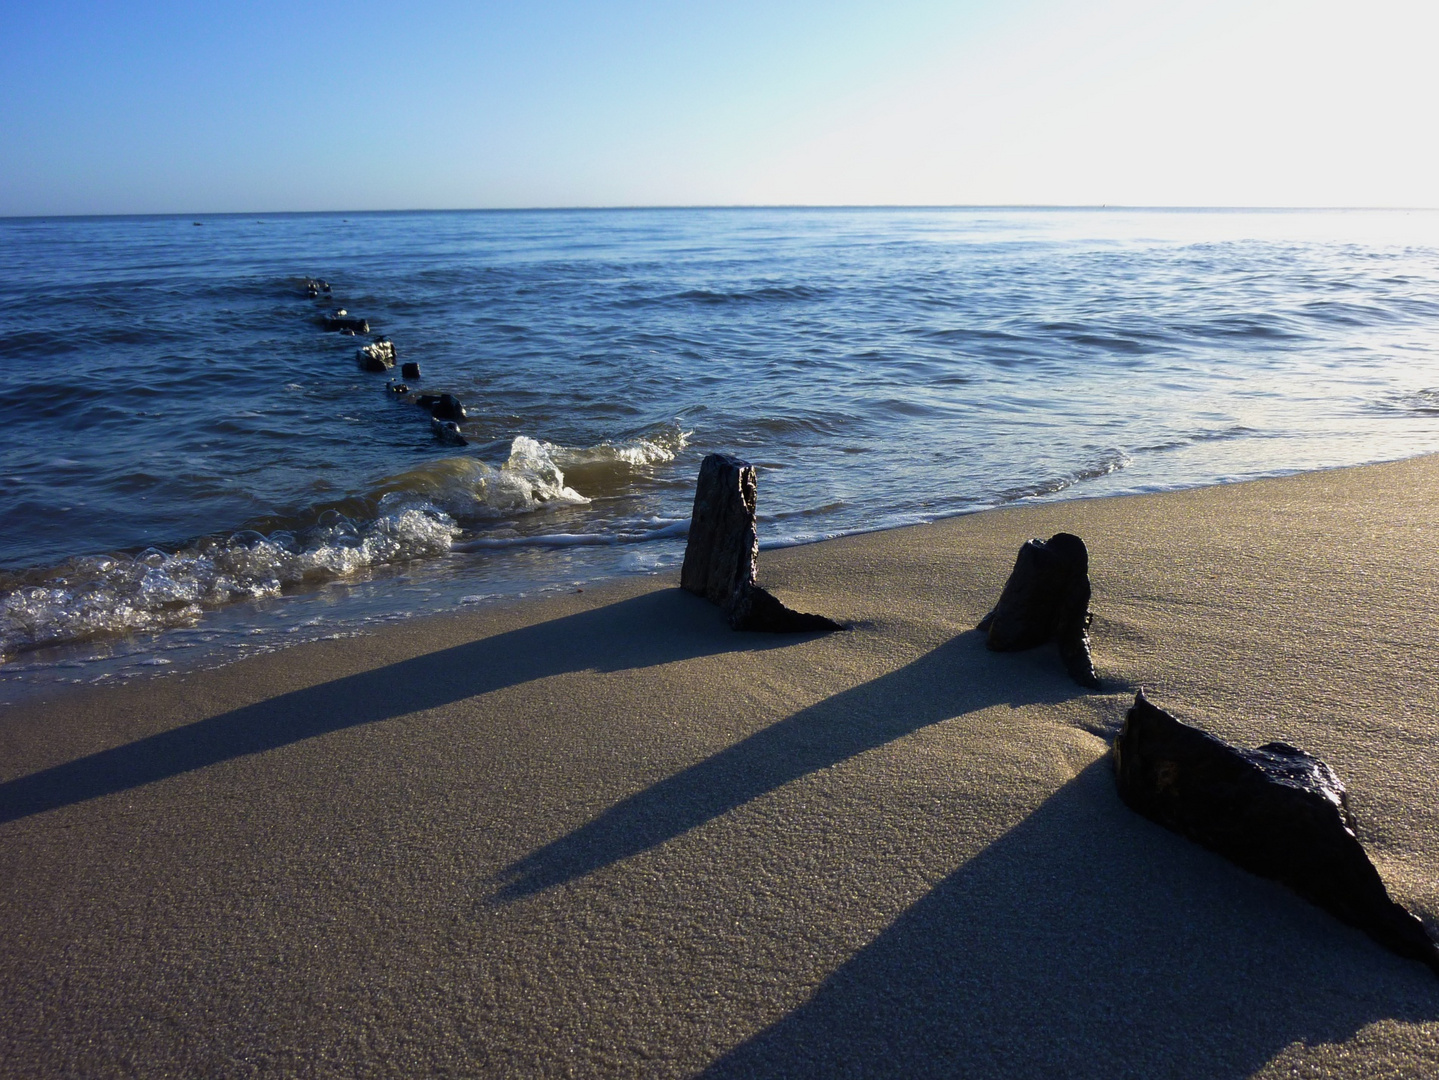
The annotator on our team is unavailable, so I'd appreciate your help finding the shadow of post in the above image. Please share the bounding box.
[494,632,1088,899]
[703,759,1439,1079]
[0,590,797,825]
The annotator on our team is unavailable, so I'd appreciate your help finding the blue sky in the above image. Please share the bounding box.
[2,0,1435,215]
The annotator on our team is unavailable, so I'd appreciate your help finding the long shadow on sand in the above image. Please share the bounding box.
[703,759,1439,1079]
[494,630,1092,899]
[0,589,805,824]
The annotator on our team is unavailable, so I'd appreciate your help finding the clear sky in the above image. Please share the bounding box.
[2,0,1435,215]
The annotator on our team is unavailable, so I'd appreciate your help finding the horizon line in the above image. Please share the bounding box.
[5,203,1439,222]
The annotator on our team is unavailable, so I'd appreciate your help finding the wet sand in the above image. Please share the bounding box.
[3,456,1439,1078]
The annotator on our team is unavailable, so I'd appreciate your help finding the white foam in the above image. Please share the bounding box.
[504,437,590,506]
[544,427,690,469]
[0,423,691,660]
[366,440,591,521]
[0,506,460,658]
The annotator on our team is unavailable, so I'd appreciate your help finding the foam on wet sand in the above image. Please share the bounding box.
[3,456,1439,1077]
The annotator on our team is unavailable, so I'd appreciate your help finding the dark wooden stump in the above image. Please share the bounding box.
[681,454,757,608]
[977,532,1098,687]
[1114,691,1439,976]
[680,453,841,633]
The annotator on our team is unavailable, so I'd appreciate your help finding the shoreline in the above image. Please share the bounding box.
[3,455,1439,1076]
[6,449,1435,708]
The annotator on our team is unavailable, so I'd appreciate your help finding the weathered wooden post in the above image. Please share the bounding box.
[681,453,841,632]
[1114,691,1439,976]
[977,532,1099,686]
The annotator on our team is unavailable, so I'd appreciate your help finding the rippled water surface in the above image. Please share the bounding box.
[5,207,1439,697]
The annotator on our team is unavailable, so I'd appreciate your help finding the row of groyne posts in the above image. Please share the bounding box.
[684,450,1439,979]
[303,278,472,445]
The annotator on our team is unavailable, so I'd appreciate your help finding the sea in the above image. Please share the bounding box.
[4,206,1439,702]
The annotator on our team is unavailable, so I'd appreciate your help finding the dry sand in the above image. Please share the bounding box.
[3,455,1439,1078]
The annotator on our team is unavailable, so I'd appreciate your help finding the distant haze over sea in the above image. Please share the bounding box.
[4,207,1439,696]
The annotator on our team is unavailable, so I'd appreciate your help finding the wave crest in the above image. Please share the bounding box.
[0,423,692,658]
[0,507,459,658]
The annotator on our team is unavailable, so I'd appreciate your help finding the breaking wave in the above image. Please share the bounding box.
[0,425,691,658]
[366,424,688,516]
[368,442,589,521]
[0,508,458,657]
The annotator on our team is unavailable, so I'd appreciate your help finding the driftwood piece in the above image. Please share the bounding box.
[977,532,1098,687]
[680,453,841,633]
[1113,691,1439,976]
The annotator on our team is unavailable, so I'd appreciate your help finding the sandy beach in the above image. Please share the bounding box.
[3,454,1439,1078]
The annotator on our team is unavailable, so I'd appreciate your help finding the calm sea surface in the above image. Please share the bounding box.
[4,207,1439,699]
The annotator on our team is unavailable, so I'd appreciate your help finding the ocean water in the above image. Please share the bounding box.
[4,206,1439,699]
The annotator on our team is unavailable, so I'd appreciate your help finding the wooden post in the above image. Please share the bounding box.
[977,532,1099,686]
[1114,691,1439,977]
[681,453,841,633]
